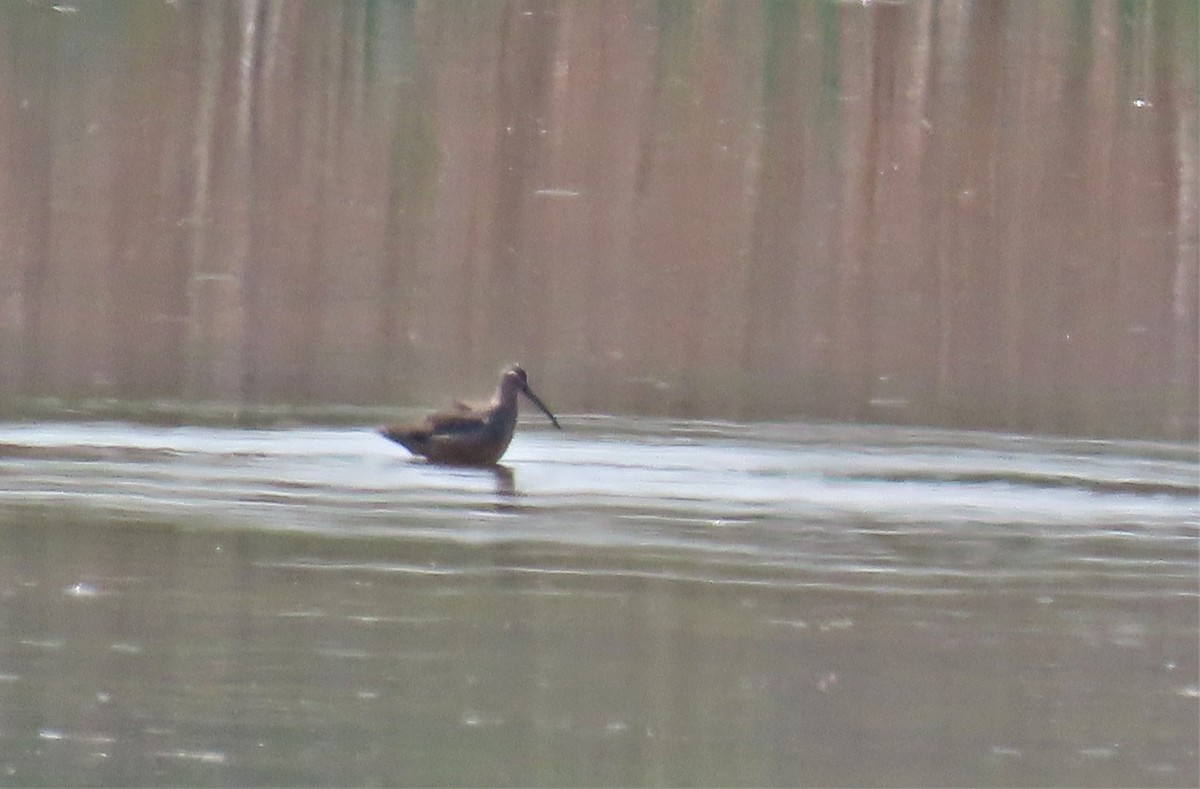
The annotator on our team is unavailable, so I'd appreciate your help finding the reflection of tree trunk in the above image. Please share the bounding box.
[19,152,53,396]
[998,4,1065,432]
[300,7,344,402]
[932,2,1004,425]
[1166,10,1198,439]
[185,0,261,405]
[582,4,651,414]
[928,1,972,416]
[741,0,802,414]
[1061,3,1114,435]
[490,1,556,368]
[242,0,284,402]
[833,7,890,423]
[1083,1,1119,435]
[890,0,932,421]
[233,0,264,407]
[111,11,163,397]
[0,13,55,394]
[184,5,224,399]
[379,6,430,404]
[996,15,1030,432]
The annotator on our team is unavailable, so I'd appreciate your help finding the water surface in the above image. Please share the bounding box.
[2,1,1195,438]
[0,419,1196,786]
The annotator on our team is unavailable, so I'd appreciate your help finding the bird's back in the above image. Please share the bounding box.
[380,405,515,465]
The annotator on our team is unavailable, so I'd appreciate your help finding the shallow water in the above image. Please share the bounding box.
[0,418,1196,786]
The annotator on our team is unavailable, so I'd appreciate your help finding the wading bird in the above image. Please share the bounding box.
[379,365,561,465]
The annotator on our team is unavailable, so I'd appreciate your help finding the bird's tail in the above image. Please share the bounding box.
[379,425,427,455]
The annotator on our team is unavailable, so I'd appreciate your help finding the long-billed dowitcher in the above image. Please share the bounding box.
[379,365,561,465]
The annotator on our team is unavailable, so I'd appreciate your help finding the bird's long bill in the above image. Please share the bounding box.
[521,385,562,429]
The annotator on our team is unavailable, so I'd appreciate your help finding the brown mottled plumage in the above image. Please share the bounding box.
[379,365,561,465]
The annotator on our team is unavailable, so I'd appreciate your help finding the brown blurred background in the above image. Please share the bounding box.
[0,0,1195,439]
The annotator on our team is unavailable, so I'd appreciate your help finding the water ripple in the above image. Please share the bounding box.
[1,420,1195,601]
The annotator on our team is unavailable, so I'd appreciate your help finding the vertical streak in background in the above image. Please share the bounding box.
[183,3,225,399]
[0,10,55,394]
[1167,0,1199,440]
[832,2,879,423]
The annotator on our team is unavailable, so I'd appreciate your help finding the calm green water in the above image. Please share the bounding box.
[0,419,1196,786]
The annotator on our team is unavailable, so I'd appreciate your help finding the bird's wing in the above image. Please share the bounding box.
[425,410,488,435]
